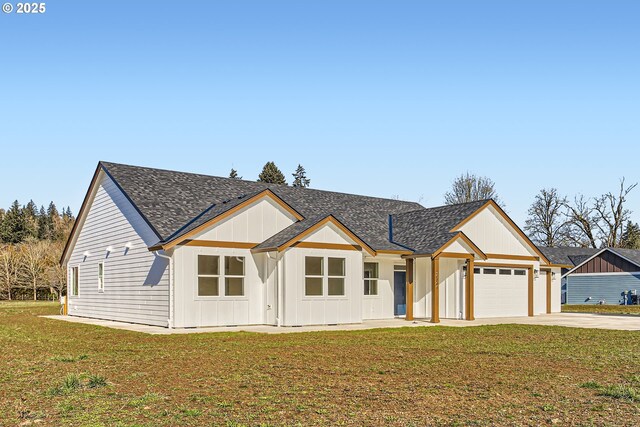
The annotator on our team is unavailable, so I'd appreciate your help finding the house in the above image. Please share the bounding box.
[541,246,640,305]
[60,162,568,328]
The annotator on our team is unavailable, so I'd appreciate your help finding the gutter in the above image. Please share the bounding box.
[153,250,174,329]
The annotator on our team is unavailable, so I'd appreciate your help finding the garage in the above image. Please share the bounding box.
[474,265,529,318]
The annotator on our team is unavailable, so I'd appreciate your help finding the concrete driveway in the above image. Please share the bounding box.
[43,312,640,334]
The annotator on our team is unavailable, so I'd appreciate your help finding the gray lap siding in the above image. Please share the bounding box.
[566,273,640,305]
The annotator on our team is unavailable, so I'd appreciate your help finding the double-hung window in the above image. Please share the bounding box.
[197,255,245,297]
[327,258,345,296]
[363,262,378,295]
[304,257,324,296]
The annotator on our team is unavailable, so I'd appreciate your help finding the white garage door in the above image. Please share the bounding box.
[475,267,528,318]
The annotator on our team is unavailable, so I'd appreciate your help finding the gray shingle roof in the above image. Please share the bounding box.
[389,200,489,254]
[254,215,333,251]
[608,248,640,268]
[100,162,423,251]
[538,246,599,266]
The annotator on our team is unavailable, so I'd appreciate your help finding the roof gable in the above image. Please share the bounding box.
[565,248,640,275]
[99,162,423,252]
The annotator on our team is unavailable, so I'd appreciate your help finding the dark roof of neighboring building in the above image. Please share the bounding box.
[390,200,489,253]
[538,246,599,266]
[100,161,424,251]
[610,248,640,267]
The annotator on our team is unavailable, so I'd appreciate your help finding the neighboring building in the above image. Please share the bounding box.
[61,162,567,328]
[541,246,640,305]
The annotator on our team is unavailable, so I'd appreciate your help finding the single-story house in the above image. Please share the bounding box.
[60,162,568,328]
[541,246,640,305]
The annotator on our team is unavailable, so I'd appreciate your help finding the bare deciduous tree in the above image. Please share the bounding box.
[592,178,638,247]
[563,195,599,248]
[18,239,51,301]
[524,188,570,247]
[0,245,21,300]
[444,172,501,205]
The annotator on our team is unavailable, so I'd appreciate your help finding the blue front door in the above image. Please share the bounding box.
[394,271,407,316]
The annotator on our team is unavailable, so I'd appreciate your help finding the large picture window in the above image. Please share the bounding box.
[198,255,220,296]
[363,262,378,296]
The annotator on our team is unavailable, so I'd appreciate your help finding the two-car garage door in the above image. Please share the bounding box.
[474,266,529,318]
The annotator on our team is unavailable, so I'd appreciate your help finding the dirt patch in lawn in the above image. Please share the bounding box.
[1,302,639,426]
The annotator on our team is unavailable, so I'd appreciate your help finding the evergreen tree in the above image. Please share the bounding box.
[620,221,640,249]
[0,200,28,244]
[47,201,59,219]
[257,162,287,185]
[24,200,38,238]
[292,164,310,188]
[229,168,242,179]
[37,206,51,240]
[63,206,74,220]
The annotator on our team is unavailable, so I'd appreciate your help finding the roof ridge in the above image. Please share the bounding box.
[99,161,423,207]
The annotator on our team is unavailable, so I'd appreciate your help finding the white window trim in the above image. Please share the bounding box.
[69,266,79,297]
[303,256,348,299]
[327,257,346,297]
[224,256,245,297]
[97,262,104,293]
[363,262,379,297]
[195,254,248,300]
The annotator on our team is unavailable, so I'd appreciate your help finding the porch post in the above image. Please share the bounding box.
[431,256,440,323]
[546,269,552,314]
[405,258,414,321]
[465,258,475,320]
[528,266,534,317]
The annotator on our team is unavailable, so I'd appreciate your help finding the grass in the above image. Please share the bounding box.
[562,304,640,316]
[1,301,640,426]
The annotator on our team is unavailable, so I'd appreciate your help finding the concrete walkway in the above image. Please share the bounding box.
[43,312,640,334]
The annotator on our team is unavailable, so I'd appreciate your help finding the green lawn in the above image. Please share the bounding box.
[562,304,640,316]
[1,302,640,426]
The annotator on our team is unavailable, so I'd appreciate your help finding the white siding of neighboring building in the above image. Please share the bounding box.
[66,173,170,327]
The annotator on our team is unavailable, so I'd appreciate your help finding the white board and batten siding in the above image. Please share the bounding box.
[362,256,397,320]
[282,222,364,326]
[66,173,170,327]
[171,194,297,328]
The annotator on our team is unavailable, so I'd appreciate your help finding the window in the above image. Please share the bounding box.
[514,269,526,276]
[70,266,79,296]
[328,257,345,296]
[304,256,347,297]
[473,267,481,274]
[224,256,245,296]
[97,262,104,292]
[499,269,512,275]
[305,256,323,296]
[198,255,219,296]
[483,268,496,275]
[364,262,378,296]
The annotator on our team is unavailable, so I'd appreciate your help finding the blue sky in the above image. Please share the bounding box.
[0,1,638,225]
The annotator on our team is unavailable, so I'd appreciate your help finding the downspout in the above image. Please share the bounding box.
[154,250,174,329]
[267,251,281,326]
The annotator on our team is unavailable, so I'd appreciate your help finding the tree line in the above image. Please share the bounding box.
[229,162,311,187]
[443,172,639,249]
[0,201,75,301]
